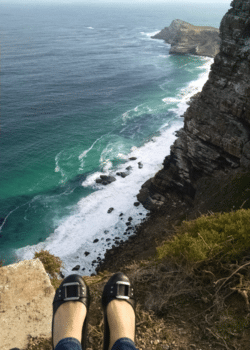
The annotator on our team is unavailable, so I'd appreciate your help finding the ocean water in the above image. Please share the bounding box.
[0,1,231,276]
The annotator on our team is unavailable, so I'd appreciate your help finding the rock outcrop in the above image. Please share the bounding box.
[0,259,55,350]
[95,175,116,185]
[152,19,220,58]
[138,0,250,209]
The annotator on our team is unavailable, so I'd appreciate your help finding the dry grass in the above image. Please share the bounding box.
[21,188,250,350]
[127,255,250,350]
[23,250,250,350]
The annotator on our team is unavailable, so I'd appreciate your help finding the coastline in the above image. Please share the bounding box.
[4,3,250,349]
[95,179,195,275]
[94,55,215,276]
[95,165,250,275]
[12,54,214,277]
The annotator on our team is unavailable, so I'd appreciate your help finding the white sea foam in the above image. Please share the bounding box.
[121,103,151,125]
[99,136,128,171]
[81,171,104,188]
[15,119,183,277]
[55,151,67,183]
[103,160,113,172]
[140,30,160,38]
[122,111,129,122]
[79,135,105,160]
[87,27,94,29]
[167,57,213,116]
[121,104,143,123]
[14,57,214,277]
[117,153,127,160]
[0,201,31,233]
[163,97,181,104]
[55,152,61,172]
[78,134,108,170]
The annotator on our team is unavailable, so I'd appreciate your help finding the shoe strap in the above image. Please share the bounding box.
[107,281,134,300]
[54,281,88,302]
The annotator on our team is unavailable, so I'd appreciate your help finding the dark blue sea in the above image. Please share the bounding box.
[0,1,231,275]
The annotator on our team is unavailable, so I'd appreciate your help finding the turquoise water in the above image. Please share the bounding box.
[0,2,231,275]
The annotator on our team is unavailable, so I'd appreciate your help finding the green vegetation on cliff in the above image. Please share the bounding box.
[32,204,250,350]
[156,209,250,264]
[34,249,64,290]
[1,171,250,350]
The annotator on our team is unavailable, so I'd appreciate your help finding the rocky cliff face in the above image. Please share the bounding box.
[138,0,250,209]
[0,259,55,350]
[152,19,220,58]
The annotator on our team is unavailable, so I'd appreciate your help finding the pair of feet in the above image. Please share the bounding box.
[53,298,135,350]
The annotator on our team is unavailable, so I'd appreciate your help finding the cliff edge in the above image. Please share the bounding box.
[2,3,250,350]
[0,259,55,350]
[152,19,220,58]
[138,0,250,209]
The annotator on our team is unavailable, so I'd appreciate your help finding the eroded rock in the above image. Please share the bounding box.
[138,1,250,210]
[0,259,54,350]
[152,19,220,58]
[95,175,116,185]
[117,172,129,178]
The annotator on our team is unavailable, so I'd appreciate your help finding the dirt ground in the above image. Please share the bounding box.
[25,266,250,350]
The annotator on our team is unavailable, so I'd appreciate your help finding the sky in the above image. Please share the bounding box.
[1,0,232,4]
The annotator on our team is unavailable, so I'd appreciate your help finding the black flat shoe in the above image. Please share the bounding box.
[52,274,91,350]
[101,272,136,350]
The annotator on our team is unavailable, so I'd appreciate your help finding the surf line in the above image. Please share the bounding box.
[78,133,111,161]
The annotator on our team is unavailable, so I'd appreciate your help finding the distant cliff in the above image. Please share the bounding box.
[152,19,220,58]
[138,0,250,210]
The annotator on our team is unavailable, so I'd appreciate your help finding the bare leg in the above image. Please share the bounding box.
[106,299,135,350]
[53,301,87,348]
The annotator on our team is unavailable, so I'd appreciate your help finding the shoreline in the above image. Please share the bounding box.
[5,53,213,276]
[94,166,249,276]
[94,55,214,275]
[95,190,195,275]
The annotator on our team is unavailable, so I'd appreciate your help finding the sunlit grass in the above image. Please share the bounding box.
[156,209,250,264]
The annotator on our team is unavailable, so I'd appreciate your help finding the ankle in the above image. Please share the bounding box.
[107,299,135,350]
[53,301,87,348]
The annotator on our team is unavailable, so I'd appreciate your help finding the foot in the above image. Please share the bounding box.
[53,301,87,348]
[106,299,135,350]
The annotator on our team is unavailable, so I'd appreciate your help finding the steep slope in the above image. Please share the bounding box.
[138,0,250,209]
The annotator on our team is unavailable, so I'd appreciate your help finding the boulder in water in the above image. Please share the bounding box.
[72,265,80,271]
[95,175,116,185]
